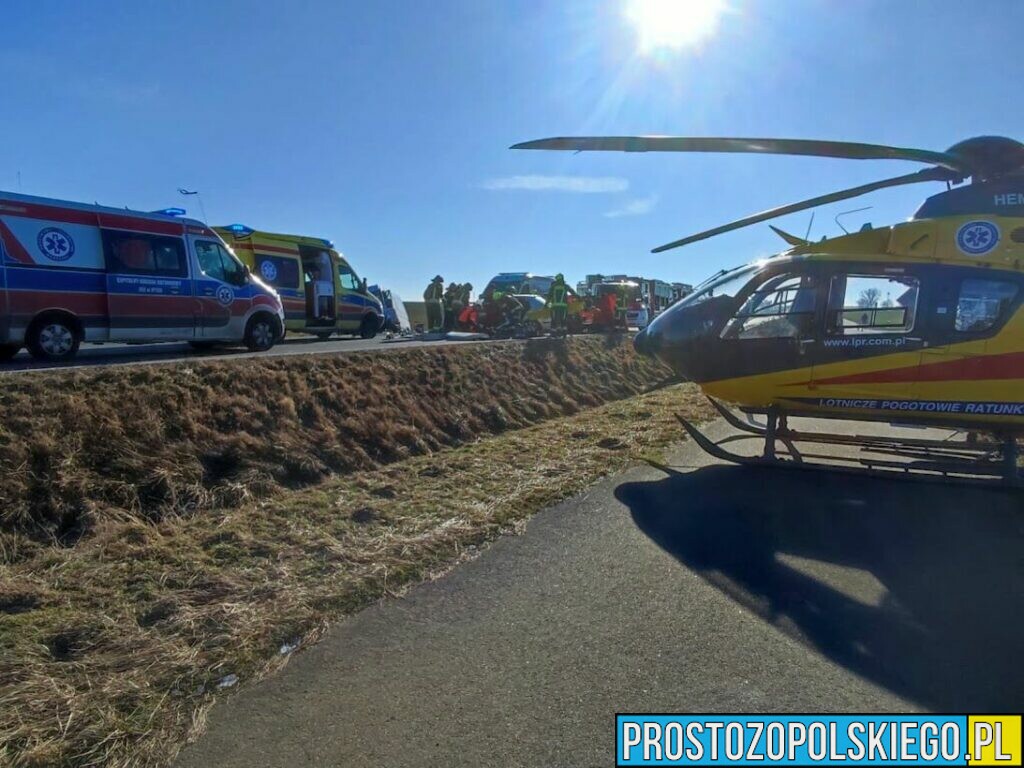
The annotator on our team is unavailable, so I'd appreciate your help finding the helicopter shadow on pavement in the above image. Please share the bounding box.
[615,464,1024,711]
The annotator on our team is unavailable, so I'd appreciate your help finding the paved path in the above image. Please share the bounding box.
[175,419,1024,768]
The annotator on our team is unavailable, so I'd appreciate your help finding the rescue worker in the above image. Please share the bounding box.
[478,288,498,332]
[547,273,569,334]
[424,275,445,332]
[452,282,472,330]
[446,282,464,331]
[315,250,335,320]
[601,289,618,331]
[443,282,459,330]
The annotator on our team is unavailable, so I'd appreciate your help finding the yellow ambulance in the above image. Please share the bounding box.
[214,224,383,339]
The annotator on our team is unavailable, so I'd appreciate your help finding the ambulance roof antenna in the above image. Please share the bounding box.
[178,188,209,224]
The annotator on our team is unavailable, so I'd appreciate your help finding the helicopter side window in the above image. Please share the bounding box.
[828,274,919,335]
[721,274,817,340]
[955,280,1019,332]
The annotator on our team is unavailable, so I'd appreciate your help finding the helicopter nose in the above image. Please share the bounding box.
[633,327,650,355]
[633,325,662,357]
[631,300,723,381]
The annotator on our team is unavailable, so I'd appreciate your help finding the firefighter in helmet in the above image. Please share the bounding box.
[423,275,445,332]
[547,273,569,334]
[443,281,460,331]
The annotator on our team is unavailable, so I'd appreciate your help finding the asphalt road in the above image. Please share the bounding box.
[0,333,494,373]
[174,419,1024,768]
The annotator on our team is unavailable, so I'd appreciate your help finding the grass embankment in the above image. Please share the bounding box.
[0,338,713,767]
[0,335,670,562]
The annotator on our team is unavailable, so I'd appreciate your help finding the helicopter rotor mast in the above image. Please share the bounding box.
[511,135,1024,253]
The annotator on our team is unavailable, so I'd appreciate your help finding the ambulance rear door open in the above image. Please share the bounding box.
[299,245,335,324]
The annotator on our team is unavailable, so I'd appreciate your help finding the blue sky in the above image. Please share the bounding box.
[1,1,1020,299]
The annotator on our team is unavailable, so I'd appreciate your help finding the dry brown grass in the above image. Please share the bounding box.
[0,336,672,562]
[0,381,713,768]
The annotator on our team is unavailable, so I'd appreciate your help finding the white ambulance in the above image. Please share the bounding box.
[0,192,285,361]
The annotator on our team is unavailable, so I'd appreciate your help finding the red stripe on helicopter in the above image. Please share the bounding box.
[811,351,1024,386]
[0,219,35,264]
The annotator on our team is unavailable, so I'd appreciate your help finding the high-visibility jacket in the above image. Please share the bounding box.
[548,282,568,307]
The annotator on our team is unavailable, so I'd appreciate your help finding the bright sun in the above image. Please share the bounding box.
[624,0,729,54]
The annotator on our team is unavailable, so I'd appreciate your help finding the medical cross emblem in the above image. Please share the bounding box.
[37,227,75,261]
[956,220,999,256]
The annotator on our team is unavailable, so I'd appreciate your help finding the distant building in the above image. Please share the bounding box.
[671,282,694,303]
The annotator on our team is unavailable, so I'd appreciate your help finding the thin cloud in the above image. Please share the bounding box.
[482,175,629,193]
[604,194,659,218]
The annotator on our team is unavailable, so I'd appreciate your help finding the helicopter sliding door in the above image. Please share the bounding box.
[915,268,1022,413]
[809,267,926,409]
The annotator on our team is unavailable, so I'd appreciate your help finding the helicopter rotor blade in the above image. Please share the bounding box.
[511,136,970,174]
[652,167,952,253]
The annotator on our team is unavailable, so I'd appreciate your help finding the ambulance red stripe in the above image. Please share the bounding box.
[96,212,184,236]
[0,200,188,236]
[0,219,35,264]
[7,290,108,315]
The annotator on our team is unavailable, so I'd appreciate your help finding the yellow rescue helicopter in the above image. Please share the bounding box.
[513,136,1024,486]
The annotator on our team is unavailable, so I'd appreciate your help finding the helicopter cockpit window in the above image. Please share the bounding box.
[721,273,817,340]
[828,274,919,334]
[955,280,1019,332]
[676,265,758,309]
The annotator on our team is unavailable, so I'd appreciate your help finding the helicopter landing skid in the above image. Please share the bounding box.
[677,402,1022,488]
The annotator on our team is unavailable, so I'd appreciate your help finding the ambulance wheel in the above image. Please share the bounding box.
[27,314,81,362]
[359,315,378,340]
[0,344,20,362]
[244,314,279,352]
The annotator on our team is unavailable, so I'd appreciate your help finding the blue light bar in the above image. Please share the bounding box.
[154,207,187,217]
[226,224,255,237]
[321,238,335,248]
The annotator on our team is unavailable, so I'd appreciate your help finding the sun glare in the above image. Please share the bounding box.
[624,0,728,54]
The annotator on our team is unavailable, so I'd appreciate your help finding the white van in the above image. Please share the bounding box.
[0,192,285,361]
